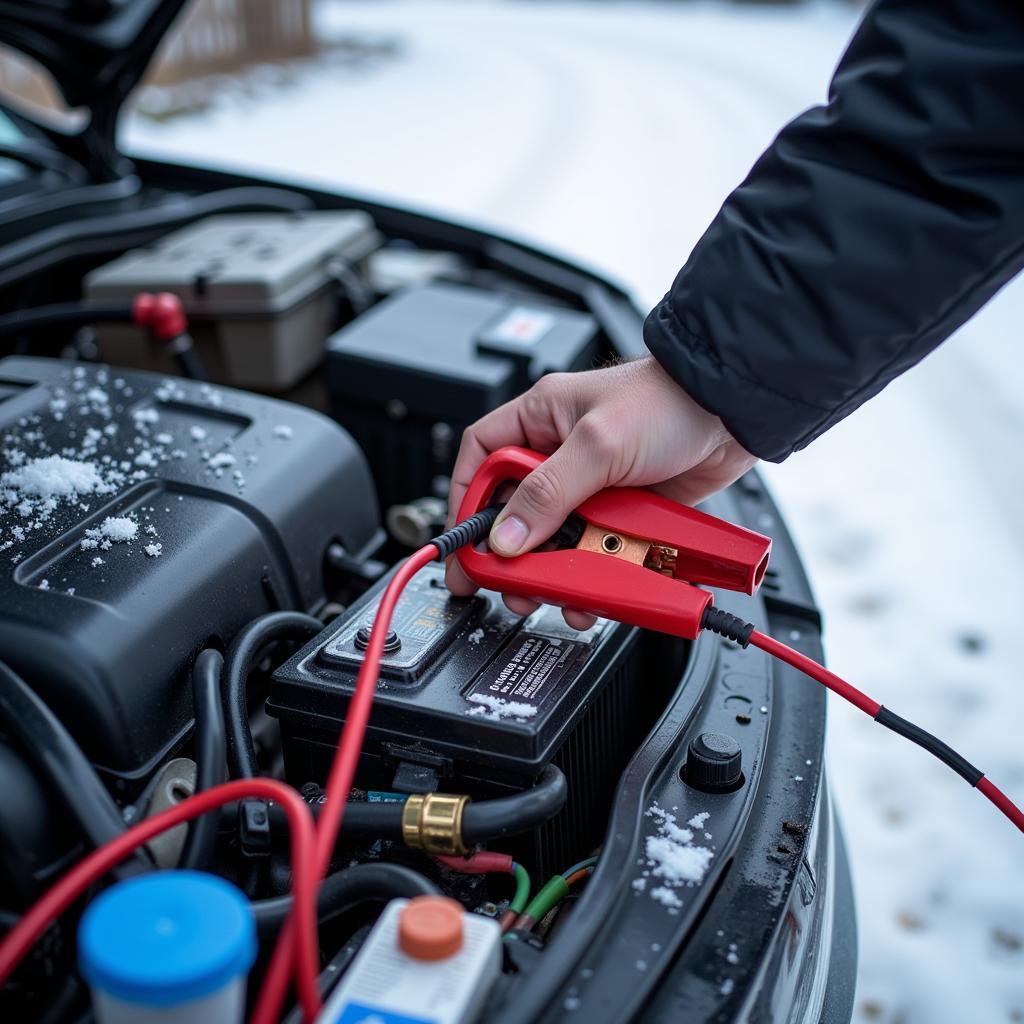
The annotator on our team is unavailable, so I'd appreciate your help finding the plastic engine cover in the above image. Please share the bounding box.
[0,356,378,783]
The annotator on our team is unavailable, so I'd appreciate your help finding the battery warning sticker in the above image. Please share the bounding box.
[487,307,555,347]
[464,634,592,717]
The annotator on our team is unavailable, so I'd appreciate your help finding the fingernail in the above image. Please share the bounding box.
[490,515,528,555]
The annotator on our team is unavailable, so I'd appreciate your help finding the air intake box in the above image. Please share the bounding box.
[269,562,647,873]
[324,282,600,512]
[0,356,378,787]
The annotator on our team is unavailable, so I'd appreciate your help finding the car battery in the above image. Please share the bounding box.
[270,562,647,874]
[84,211,381,391]
[324,281,600,514]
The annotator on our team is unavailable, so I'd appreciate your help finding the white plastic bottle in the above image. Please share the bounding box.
[78,870,256,1024]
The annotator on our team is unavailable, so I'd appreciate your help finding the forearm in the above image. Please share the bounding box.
[645,0,1024,461]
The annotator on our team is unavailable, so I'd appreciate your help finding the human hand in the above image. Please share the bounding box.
[444,356,757,628]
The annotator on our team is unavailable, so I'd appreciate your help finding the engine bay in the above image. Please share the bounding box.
[0,179,845,1023]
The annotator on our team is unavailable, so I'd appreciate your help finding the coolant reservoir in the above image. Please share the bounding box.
[78,870,255,1024]
[317,896,502,1024]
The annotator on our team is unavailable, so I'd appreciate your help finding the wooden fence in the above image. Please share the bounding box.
[0,0,315,112]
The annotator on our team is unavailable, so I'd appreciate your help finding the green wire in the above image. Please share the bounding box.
[561,856,598,879]
[522,874,570,924]
[519,855,601,925]
[510,862,531,914]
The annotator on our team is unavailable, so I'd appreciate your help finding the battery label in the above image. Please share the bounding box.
[465,634,590,714]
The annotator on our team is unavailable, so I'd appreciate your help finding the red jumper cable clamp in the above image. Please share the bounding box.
[455,446,772,639]
[455,446,1024,836]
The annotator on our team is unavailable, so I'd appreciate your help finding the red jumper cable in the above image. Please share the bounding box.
[252,511,502,1023]
[456,446,1024,835]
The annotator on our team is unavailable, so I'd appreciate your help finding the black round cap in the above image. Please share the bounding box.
[685,732,742,791]
[354,624,401,653]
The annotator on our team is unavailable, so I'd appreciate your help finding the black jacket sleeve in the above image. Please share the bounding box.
[644,0,1024,462]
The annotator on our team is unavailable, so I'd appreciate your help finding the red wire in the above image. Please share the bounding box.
[253,545,438,1024]
[748,629,882,717]
[749,628,1024,835]
[978,777,1024,834]
[564,867,593,887]
[436,852,515,874]
[0,778,321,1022]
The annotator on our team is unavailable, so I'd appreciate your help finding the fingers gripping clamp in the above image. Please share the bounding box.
[455,447,771,640]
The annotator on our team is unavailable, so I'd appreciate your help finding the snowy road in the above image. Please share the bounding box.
[125,3,1024,1021]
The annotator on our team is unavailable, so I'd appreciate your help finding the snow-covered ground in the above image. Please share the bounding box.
[124,3,1024,1020]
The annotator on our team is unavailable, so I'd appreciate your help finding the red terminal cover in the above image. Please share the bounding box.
[131,292,188,342]
[455,447,771,641]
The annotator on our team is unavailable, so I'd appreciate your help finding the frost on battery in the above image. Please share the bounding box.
[465,693,538,722]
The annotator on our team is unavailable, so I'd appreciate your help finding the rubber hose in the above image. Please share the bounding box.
[178,649,226,870]
[0,662,145,872]
[462,764,567,843]
[224,764,566,845]
[223,612,323,779]
[0,302,133,338]
[251,861,439,938]
[221,799,406,837]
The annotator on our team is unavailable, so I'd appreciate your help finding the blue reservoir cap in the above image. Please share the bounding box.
[78,870,256,1008]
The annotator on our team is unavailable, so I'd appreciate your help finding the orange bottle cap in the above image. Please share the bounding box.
[398,896,464,961]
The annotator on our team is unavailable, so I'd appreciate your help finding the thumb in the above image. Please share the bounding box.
[489,418,611,556]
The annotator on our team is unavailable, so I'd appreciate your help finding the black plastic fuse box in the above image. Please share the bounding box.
[269,562,639,787]
[0,356,378,786]
[324,282,600,511]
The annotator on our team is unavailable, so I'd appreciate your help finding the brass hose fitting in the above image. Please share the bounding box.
[401,792,470,856]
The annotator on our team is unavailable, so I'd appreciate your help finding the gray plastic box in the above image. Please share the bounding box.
[84,211,381,391]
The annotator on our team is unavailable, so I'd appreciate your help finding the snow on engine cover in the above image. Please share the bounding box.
[0,356,377,782]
